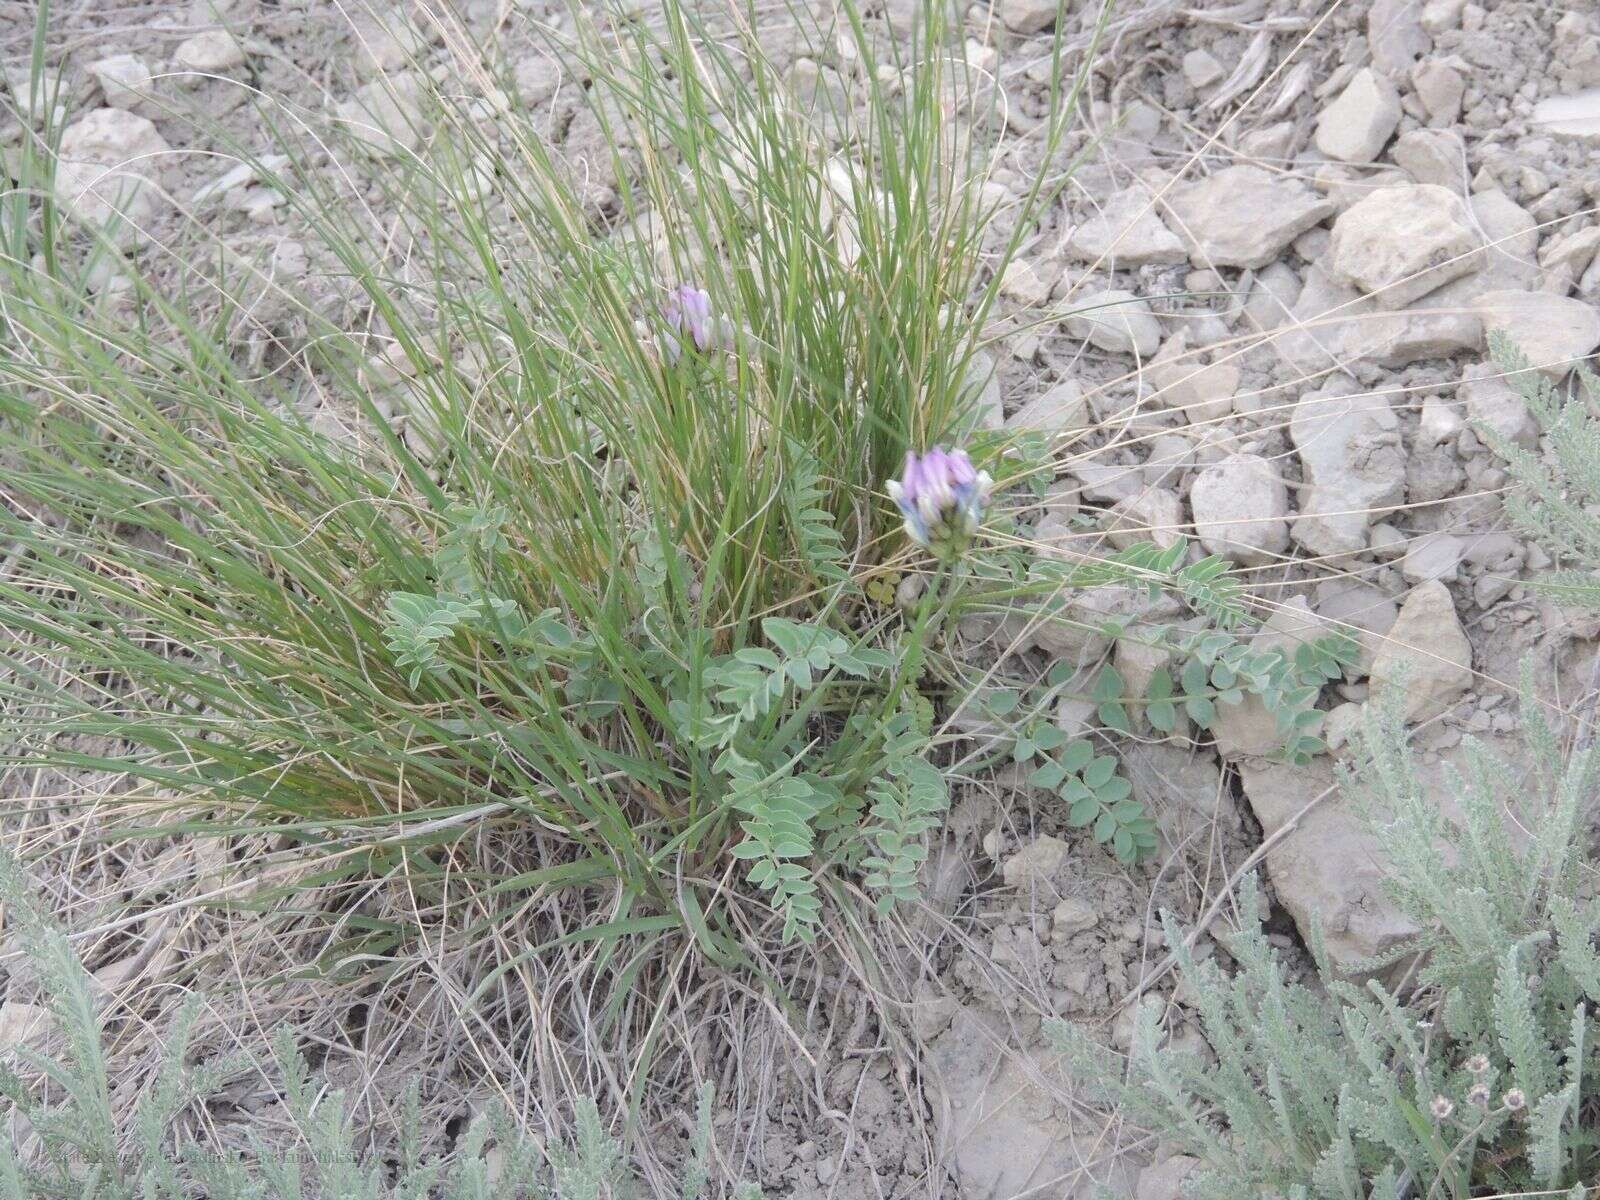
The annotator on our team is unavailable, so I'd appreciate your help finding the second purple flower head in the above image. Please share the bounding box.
[661,284,735,362]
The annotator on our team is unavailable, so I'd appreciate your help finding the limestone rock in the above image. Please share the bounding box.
[1418,394,1466,447]
[1065,289,1162,356]
[1064,185,1187,268]
[1114,638,1176,713]
[1210,598,1327,759]
[1035,584,1178,671]
[1475,291,1600,378]
[999,259,1050,306]
[1189,453,1289,566]
[1540,226,1600,282]
[1315,68,1402,163]
[1243,261,1302,332]
[1007,380,1088,435]
[1272,259,1481,370]
[1369,579,1472,723]
[926,1007,1137,1198]
[1411,59,1465,124]
[512,51,565,106]
[1390,128,1465,188]
[1162,165,1335,269]
[1106,488,1184,551]
[1420,0,1464,31]
[173,30,247,74]
[1290,377,1406,557]
[54,108,172,245]
[1313,580,1398,677]
[1407,441,1464,505]
[1067,460,1140,504]
[1532,89,1600,143]
[1052,896,1099,936]
[1368,0,1432,74]
[1002,836,1069,889]
[1183,49,1224,90]
[997,0,1058,35]
[337,73,426,158]
[1326,185,1481,309]
[963,351,1005,432]
[1402,532,1465,582]
[1239,757,1422,977]
[1470,190,1539,291]
[1144,336,1238,424]
[87,54,159,115]
[1460,361,1537,448]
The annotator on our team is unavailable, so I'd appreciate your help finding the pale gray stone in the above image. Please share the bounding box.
[1315,68,1402,163]
[1161,165,1335,269]
[87,54,159,115]
[1065,289,1162,356]
[1289,376,1405,557]
[1475,290,1600,378]
[1007,380,1088,435]
[1411,59,1465,123]
[1239,757,1423,977]
[54,108,172,245]
[1369,579,1472,722]
[1189,453,1289,567]
[1064,185,1187,267]
[173,30,246,74]
[1326,185,1482,309]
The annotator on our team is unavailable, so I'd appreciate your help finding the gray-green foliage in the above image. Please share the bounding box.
[1479,332,1600,611]
[1051,692,1600,1198]
[0,857,760,1200]
[968,554,1356,862]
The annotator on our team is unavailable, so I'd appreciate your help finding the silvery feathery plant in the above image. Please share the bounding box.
[1476,332,1600,613]
[0,854,763,1200]
[1053,689,1600,1198]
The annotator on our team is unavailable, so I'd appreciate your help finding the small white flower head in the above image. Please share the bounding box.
[1465,1054,1490,1076]
[1467,1082,1491,1108]
[1429,1095,1454,1121]
[1502,1088,1526,1112]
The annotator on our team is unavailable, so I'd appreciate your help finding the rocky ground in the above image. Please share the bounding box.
[3,0,1599,1196]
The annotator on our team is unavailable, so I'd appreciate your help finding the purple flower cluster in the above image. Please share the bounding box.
[886,446,992,560]
[661,284,734,362]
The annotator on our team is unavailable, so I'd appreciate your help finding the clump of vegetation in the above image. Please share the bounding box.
[0,0,1322,974]
[0,0,1073,962]
[0,853,756,1200]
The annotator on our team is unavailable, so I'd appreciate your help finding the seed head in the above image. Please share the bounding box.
[1465,1054,1489,1075]
[1503,1088,1526,1112]
[1429,1095,1454,1120]
[1467,1082,1490,1108]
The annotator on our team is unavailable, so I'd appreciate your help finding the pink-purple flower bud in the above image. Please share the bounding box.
[886,446,992,561]
[660,284,734,362]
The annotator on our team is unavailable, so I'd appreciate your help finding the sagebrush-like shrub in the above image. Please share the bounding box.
[1054,689,1600,1198]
